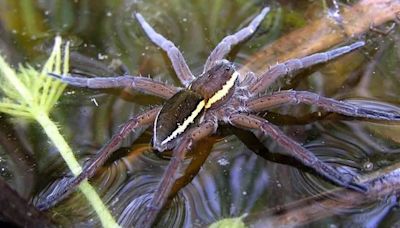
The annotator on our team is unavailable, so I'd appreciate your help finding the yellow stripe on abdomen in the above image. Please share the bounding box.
[205,71,239,108]
[161,100,206,145]
[160,71,239,145]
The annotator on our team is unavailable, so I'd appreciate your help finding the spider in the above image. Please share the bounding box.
[39,6,400,227]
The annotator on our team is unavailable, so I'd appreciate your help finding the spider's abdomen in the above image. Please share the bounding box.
[153,89,205,151]
[153,61,239,151]
[191,60,238,109]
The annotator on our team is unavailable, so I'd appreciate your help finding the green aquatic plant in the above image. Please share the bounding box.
[0,36,119,228]
[209,214,247,228]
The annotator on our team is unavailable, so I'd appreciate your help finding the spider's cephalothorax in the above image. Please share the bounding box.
[190,60,238,107]
[154,60,238,151]
[40,6,400,227]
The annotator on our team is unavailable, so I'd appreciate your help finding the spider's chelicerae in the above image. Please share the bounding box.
[40,6,400,227]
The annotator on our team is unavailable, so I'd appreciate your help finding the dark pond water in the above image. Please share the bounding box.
[1,0,400,227]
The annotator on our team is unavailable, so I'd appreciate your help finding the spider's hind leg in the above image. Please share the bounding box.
[140,117,217,228]
[247,90,400,121]
[230,114,367,192]
[203,7,270,72]
[37,107,161,210]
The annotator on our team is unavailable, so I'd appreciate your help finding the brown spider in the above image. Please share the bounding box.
[39,6,400,227]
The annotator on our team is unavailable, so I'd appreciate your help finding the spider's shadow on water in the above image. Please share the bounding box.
[225,125,331,180]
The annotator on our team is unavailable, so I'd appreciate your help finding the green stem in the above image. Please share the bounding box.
[34,112,119,228]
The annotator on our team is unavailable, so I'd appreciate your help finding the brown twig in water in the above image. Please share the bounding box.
[0,177,55,228]
[240,0,400,75]
[245,162,400,227]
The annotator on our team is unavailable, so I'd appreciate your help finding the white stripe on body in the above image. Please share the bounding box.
[161,100,206,145]
[161,70,239,145]
[205,71,239,108]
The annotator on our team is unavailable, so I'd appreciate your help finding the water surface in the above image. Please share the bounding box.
[1,0,400,227]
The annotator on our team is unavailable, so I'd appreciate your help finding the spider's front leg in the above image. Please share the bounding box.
[37,107,161,210]
[229,114,367,192]
[248,90,400,121]
[203,7,270,72]
[135,13,195,86]
[249,41,365,94]
[49,73,179,99]
[140,117,218,228]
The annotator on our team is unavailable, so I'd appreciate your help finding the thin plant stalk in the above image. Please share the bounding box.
[0,37,119,228]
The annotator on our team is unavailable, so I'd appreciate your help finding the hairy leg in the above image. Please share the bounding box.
[135,13,195,86]
[247,90,400,121]
[37,107,161,210]
[49,73,179,99]
[229,113,367,192]
[140,117,217,228]
[249,41,365,94]
[203,7,270,72]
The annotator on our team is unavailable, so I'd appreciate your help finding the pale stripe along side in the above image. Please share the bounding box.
[160,70,239,146]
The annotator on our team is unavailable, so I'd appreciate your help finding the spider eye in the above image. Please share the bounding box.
[225,67,230,71]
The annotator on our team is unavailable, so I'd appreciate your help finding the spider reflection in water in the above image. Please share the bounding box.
[40,6,400,227]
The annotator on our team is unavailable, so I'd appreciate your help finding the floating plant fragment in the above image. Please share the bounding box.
[0,36,119,228]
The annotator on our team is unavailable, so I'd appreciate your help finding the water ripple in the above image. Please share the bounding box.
[55,136,272,227]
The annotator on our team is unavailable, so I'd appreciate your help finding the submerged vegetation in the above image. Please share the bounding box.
[0,37,118,228]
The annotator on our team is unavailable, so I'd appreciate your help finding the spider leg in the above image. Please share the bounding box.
[229,113,367,192]
[247,90,400,121]
[249,41,365,94]
[135,13,195,86]
[140,118,217,228]
[49,73,179,99]
[203,7,270,72]
[37,107,161,210]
